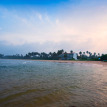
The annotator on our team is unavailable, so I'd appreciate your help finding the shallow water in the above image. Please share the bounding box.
[0,59,107,107]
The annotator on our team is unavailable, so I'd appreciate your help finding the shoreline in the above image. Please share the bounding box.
[0,59,107,66]
[34,60,107,66]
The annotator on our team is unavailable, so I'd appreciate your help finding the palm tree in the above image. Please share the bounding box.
[79,51,82,56]
[52,52,58,60]
[86,51,89,54]
[83,52,85,55]
[86,51,89,57]
[70,50,73,54]
[94,52,96,57]
[57,49,64,55]
[98,53,100,56]
[64,52,67,60]
[89,52,92,58]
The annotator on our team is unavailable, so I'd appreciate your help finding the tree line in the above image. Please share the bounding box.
[0,49,107,61]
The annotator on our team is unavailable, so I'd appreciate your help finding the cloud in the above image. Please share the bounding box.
[36,12,42,21]
[0,1,107,54]
[0,40,95,55]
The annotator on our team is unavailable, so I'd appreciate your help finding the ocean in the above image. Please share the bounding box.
[0,59,107,107]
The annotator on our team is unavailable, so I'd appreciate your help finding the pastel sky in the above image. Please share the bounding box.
[0,0,107,55]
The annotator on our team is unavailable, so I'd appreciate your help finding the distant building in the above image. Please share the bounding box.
[59,53,77,60]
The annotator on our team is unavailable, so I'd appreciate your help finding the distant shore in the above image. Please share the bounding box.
[1,59,107,66]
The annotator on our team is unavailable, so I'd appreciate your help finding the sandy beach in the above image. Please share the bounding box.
[34,60,107,66]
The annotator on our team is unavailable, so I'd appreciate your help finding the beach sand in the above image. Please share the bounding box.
[30,60,107,66]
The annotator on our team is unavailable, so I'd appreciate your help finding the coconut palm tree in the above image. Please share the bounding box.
[70,50,73,54]
[79,51,82,57]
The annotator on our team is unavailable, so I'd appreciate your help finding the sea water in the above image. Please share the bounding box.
[0,59,107,107]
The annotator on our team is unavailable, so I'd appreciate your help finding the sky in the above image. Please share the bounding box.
[0,0,107,55]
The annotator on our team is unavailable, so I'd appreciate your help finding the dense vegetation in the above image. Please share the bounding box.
[100,54,107,61]
[0,50,106,61]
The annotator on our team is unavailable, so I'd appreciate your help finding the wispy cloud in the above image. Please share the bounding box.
[0,0,107,54]
[36,12,42,21]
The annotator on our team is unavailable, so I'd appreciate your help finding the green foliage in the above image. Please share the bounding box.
[57,49,64,55]
[0,54,4,58]
[64,52,67,59]
[101,54,107,61]
[1,50,105,61]
[70,50,73,54]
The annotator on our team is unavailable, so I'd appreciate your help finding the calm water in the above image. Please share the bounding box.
[0,59,107,107]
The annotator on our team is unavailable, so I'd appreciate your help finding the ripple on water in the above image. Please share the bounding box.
[0,59,107,107]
